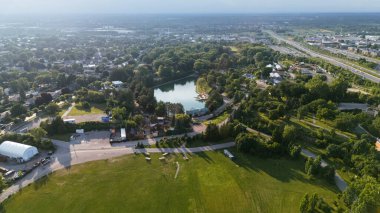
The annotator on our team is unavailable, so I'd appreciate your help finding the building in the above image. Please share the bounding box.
[376,139,380,152]
[0,141,38,162]
[269,72,282,85]
[112,81,123,88]
[120,128,126,140]
[63,118,76,124]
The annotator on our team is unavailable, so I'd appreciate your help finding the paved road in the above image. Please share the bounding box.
[265,30,380,83]
[0,140,235,203]
[10,117,52,133]
[324,47,380,65]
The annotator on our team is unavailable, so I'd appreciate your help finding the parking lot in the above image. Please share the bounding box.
[0,151,53,183]
[69,131,111,150]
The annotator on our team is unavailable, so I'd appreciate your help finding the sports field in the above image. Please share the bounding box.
[3,151,339,213]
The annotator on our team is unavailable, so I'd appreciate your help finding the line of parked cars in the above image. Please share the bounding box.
[33,155,52,168]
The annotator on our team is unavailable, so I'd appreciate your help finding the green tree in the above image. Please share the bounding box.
[29,127,47,141]
[175,114,191,131]
[10,104,27,117]
[204,123,220,141]
[46,102,60,115]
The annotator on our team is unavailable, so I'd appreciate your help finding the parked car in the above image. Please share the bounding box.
[33,161,41,168]
[41,158,51,166]
[4,170,15,177]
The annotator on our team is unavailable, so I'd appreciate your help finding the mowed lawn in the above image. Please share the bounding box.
[3,151,339,213]
[67,104,105,116]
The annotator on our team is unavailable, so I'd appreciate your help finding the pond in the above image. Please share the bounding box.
[154,77,205,112]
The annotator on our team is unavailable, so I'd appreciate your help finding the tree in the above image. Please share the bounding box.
[10,104,27,117]
[316,107,336,120]
[46,103,60,115]
[158,65,172,79]
[289,144,301,159]
[112,107,127,123]
[282,125,299,145]
[81,101,91,110]
[305,76,330,100]
[299,193,310,213]
[175,114,191,131]
[29,128,47,141]
[334,113,357,131]
[35,93,53,106]
[206,90,224,112]
[204,123,220,141]
[326,144,345,159]
[155,101,167,117]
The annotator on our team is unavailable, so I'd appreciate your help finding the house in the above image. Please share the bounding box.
[242,73,256,79]
[63,119,76,124]
[269,72,282,85]
[48,90,62,100]
[376,139,380,152]
[8,94,20,102]
[0,111,10,122]
[112,81,123,88]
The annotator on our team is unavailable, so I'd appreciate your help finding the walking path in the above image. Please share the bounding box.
[61,103,75,118]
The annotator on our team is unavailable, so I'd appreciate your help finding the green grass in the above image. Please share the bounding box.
[3,151,341,213]
[49,133,72,142]
[68,104,105,116]
[186,138,233,148]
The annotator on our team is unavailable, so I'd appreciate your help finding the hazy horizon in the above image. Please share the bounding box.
[0,0,380,15]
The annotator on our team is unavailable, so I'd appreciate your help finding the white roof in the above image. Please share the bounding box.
[0,141,38,161]
[112,81,123,85]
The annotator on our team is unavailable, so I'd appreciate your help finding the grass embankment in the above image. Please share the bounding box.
[3,151,340,213]
[67,104,105,116]
[203,112,229,125]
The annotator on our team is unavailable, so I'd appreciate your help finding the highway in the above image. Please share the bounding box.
[323,47,380,65]
[265,30,380,83]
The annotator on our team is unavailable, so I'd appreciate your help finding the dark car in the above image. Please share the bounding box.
[33,161,41,168]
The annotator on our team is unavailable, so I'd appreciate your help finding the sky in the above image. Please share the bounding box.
[0,0,380,14]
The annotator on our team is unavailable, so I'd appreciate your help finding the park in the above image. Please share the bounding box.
[2,151,339,213]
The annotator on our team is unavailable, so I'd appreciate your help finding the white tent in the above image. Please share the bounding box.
[0,141,38,161]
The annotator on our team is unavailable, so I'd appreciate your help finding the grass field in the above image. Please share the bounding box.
[3,151,340,213]
[67,104,105,116]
